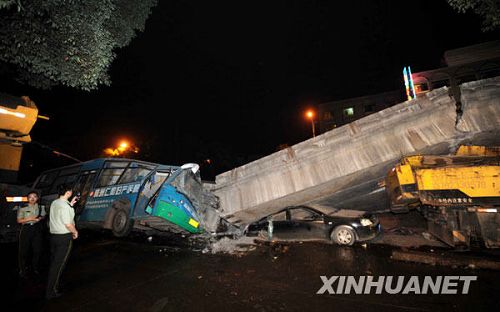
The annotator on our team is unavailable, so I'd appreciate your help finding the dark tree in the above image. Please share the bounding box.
[0,0,157,90]
[447,0,500,32]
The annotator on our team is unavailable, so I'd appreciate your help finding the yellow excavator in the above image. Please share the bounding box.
[386,145,500,249]
[0,93,41,182]
[0,93,44,241]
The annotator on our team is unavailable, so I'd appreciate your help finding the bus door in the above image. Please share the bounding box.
[73,170,98,215]
[134,170,171,217]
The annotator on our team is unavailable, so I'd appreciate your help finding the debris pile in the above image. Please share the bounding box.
[204,236,256,254]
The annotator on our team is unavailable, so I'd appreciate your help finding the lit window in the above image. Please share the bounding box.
[343,107,354,116]
[414,83,429,94]
[323,111,333,121]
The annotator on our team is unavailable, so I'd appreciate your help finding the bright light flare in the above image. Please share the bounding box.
[305,109,316,138]
[104,147,121,156]
[403,66,416,100]
[117,141,129,153]
[0,108,25,118]
[104,140,139,157]
[6,196,28,202]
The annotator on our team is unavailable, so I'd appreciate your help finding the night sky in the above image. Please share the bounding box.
[2,0,498,182]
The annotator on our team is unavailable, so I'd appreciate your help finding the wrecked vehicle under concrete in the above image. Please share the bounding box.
[245,205,381,246]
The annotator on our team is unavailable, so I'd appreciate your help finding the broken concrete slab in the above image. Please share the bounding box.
[214,77,500,225]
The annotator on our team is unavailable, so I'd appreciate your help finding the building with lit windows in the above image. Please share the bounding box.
[318,90,403,133]
[318,40,500,134]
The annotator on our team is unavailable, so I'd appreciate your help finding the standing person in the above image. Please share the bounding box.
[46,184,79,300]
[17,191,46,277]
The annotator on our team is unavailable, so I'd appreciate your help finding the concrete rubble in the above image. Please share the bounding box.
[204,236,256,254]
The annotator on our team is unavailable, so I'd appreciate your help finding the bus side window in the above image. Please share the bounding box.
[97,168,126,187]
[74,172,97,214]
[49,173,80,194]
[47,165,82,194]
[34,171,59,194]
[66,174,78,186]
[119,167,152,184]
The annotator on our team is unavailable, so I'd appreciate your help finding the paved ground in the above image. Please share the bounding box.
[372,211,448,248]
[1,227,499,312]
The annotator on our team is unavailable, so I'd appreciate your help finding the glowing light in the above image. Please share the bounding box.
[477,208,497,213]
[403,67,411,100]
[104,147,121,156]
[0,108,25,118]
[305,109,316,138]
[408,66,416,99]
[6,196,28,202]
[403,66,416,100]
[104,140,139,157]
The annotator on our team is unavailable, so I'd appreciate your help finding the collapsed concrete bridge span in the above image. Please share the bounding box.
[213,77,500,226]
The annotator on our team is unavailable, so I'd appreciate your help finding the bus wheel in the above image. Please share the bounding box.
[112,209,134,237]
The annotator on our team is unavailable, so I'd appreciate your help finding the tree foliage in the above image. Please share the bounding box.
[0,0,157,90]
[0,0,19,10]
[447,0,500,32]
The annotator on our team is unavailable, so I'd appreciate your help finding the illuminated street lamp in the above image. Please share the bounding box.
[118,141,129,152]
[104,139,139,157]
[306,110,316,138]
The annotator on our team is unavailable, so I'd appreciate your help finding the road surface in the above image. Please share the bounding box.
[1,229,499,312]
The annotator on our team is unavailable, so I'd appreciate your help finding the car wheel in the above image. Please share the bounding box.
[111,208,134,237]
[331,226,356,246]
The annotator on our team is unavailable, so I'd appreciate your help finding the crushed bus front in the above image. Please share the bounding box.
[144,164,220,234]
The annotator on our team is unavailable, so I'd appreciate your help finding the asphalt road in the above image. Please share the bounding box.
[1,230,499,312]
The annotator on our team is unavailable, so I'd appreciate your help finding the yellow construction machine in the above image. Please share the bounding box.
[386,146,500,249]
[0,93,41,182]
[0,93,45,241]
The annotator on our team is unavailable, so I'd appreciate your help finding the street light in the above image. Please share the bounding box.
[306,110,316,138]
[103,139,139,157]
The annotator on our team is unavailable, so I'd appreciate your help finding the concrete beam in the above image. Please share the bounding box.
[214,77,500,225]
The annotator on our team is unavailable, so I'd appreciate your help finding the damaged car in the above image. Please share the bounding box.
[245,205,381,246]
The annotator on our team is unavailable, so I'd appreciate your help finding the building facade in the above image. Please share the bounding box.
[412,41,500,97]
[317,90,404,133]
[318,41,500,134]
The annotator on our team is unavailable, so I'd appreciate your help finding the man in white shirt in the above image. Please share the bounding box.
[46,184,79,300]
